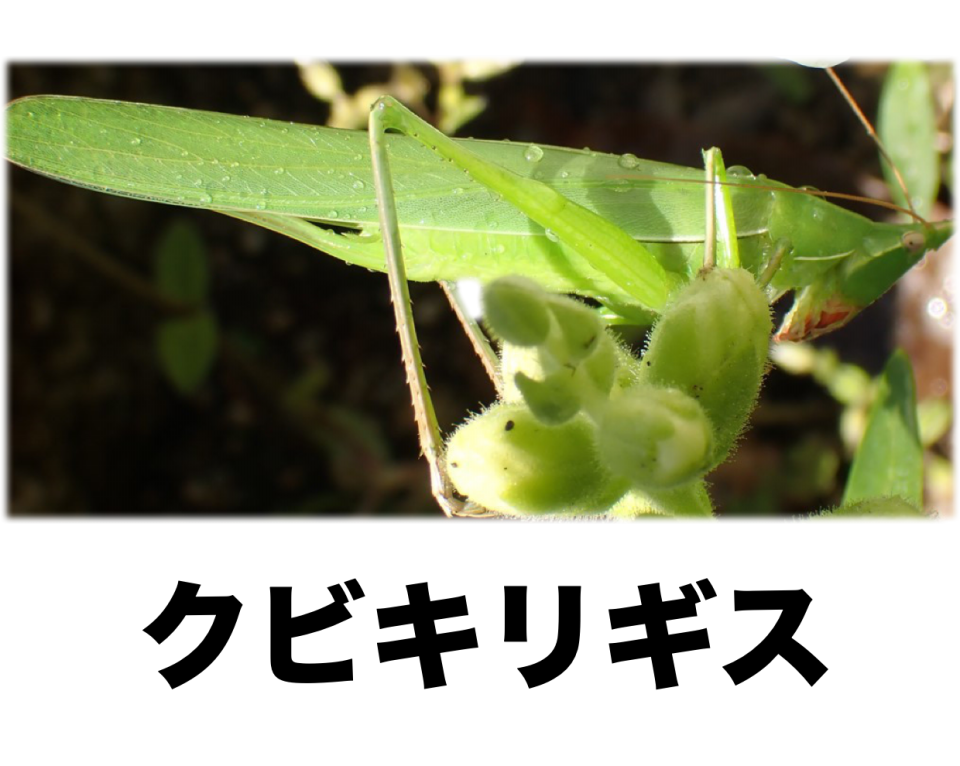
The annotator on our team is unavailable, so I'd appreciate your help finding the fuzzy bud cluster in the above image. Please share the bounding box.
[445,270,771,517]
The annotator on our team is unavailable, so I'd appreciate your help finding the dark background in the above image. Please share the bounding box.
[7,63,952,516]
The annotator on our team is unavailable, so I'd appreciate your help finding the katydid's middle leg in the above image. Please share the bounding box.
[439,280,502,395]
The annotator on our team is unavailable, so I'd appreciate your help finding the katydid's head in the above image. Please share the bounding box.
[920,218,954,253]
[776,217,953,342]
[852,219,952,297]
[881,218,952,258]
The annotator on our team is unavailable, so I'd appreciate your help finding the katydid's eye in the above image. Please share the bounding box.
[901,230,925,255]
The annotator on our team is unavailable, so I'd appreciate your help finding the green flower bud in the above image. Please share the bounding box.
[496,296,618,423]
[514,370,582,425]
[582,332,617,396]
[445,403,628,516]
[598,386,713,488]
[637,268,771,469]
[608,480,714,518]
[483,276,551,347]
[499,342,544,403]
[544,294,605,363]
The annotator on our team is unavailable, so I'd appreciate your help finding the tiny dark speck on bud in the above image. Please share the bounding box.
[505,420,515,431]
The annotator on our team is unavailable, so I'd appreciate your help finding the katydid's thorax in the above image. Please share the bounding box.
[763,186,879,286]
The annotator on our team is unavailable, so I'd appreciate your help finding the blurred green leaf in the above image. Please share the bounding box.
[157,312,218,394]
[917,397,951,447]
[760,64,815,105]
[842,349,922,506]
[943,76,960,197]
[155,219,208,304]
[878,62,939,219]
[817,497,926,518]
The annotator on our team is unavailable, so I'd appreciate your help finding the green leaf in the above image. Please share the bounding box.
[878,62,939,219]
[815,497,926,518]
[157,312,219,394]
[917,397,951,447]
[842,349,922,507]
[155,219,208,304]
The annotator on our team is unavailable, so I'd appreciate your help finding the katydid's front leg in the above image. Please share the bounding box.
[368,96,676,517]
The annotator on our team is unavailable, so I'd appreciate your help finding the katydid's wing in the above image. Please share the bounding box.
[6,95,775,242]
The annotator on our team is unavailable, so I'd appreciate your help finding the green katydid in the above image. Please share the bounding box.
[5,65,952,516]
[7,87,950,340]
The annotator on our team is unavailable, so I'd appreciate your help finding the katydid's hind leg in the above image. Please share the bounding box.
[371,96,671,313]
[368,102,465,517]
[440,280,503,394]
